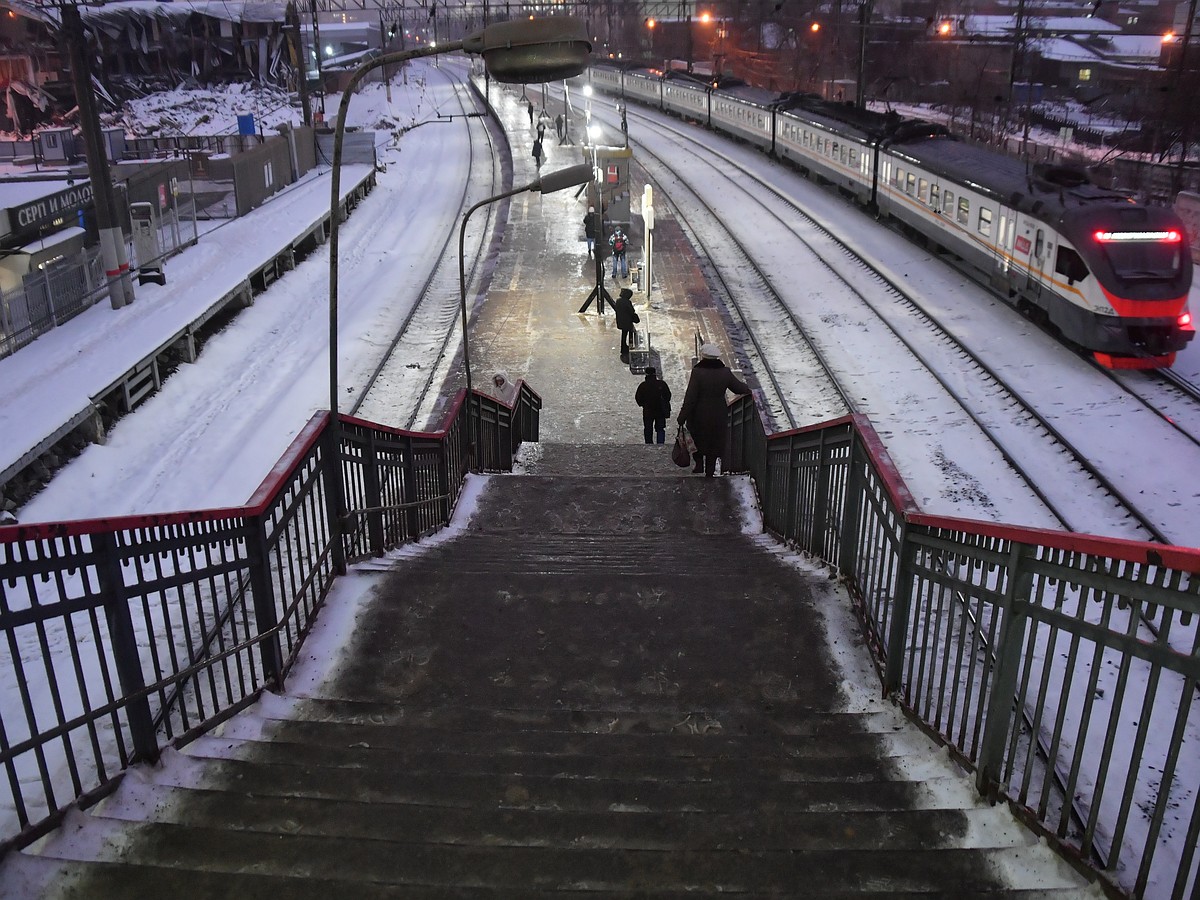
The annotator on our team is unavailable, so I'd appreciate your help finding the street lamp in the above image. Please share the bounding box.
[458,162,593,469]
[325,17,591,573]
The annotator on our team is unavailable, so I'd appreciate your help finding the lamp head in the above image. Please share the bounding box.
[535,163,594,194]
[465,17,591,83]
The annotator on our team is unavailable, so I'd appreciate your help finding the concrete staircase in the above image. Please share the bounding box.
[2,445,1100,898]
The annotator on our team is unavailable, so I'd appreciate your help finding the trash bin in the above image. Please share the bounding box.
[131,202,166,286]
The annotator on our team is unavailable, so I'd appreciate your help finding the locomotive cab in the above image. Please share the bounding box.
[1058,205,1194,368]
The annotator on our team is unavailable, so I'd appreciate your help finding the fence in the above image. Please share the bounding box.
[0,247,104,360]
[0,384,540,851]
[726,397,1200,900]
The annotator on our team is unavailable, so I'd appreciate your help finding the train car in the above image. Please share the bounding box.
[589,63,1194,368]
[710,81,776,148]
[878,136,1193,366]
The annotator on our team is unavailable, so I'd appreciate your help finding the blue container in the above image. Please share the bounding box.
[237,114,256,136]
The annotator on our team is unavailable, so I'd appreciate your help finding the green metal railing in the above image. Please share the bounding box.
[727,394,1200,899]
[0,385,540,854]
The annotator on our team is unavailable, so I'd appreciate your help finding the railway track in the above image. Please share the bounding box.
[613,100,1189,545]
[352,64,505,430]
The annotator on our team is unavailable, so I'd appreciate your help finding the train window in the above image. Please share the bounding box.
[918,179,929,202]
[831,141,839,157]
[905,173,916,195]
[1035,229,1044,258]
[1098,234,1183,281]
[977,208,993,237]
[943,190,954,214]
[957,197,970,225]
[1055,246,1090,284]
[893,167,903,187]
[930,184,940,207]
[849,149,858,166]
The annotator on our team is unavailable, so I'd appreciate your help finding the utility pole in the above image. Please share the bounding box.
[1171,0,1198,196]
[287,2,312,127]
[310,0,325,119]
[62,2,135,310]
[856,0,873,108]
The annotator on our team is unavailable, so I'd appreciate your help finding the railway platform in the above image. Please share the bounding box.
[0,77,1104,897]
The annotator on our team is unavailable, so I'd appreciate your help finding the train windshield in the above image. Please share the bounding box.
[1094,230,1184,282]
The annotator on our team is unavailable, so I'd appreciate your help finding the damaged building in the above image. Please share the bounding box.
[0,0,294,135]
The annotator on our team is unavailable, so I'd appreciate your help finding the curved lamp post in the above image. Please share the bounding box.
[326,17,591,573]
[458,162,594,469]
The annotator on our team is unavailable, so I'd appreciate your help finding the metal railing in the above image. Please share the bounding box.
[727,395,1200,899]
[0,248,104,360]
[0,384,540,853]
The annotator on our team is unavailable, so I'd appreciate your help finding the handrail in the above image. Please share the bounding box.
[725,392,1200,900]
[0,383,540,856]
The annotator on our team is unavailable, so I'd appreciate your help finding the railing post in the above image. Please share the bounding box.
[838,428,864,579]
[322,416,347,576]
[362,430,385,555]
[976,541,1034,799]
[813,428,832,557]
[93,531,159,763]
[245,515,284,690]
[784,436,800,544]
[882,523,916,699]
[403,435,421,541]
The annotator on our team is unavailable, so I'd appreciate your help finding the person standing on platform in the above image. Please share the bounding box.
[608,227,629,280]
[555,113,565,141]
[583,207,597,257]
[613,287,640,361]
[635,366,672,444]
[677,343,752,478]
[532,137,543,169]
[527,99,534,125]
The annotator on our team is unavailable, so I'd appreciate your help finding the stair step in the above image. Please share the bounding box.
[243,696,904,736]
[30,818,1088,893]
[213,712,923,762]
[90,782,1038,853]
[182,733,942,785]
[131,752,984,813]
[7,850,1103,900]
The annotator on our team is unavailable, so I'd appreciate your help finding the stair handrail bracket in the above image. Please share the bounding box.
[726,393,1200,900]
[0,383,539,855]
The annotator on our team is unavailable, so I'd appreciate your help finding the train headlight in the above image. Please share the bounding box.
[1180,312,1193,328]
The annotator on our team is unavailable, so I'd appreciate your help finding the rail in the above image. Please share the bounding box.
[726,395,1200,899]
[0,383,541,853]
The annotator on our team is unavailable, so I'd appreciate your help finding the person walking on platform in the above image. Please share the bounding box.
[583,207,596,257]
[613,287,640,361]
[635,367,672,444]
[677,343,752,478]
[608,227,629,280]
[555,113,565,141]
[532,137,544,169]
[527,99,534,125]
[536,120,546,143]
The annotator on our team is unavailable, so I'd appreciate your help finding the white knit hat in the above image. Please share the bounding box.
[699,343,721,359]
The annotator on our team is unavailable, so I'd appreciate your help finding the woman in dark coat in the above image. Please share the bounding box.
[677,343,752,477]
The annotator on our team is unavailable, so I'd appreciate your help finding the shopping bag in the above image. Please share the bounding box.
[671,428,693,468]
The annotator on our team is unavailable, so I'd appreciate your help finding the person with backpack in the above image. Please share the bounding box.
[532,137,543,169]
[608,227,629,280]
[635,366,672,444]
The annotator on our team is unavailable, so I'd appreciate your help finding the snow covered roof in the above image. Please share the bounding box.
[69,1,287,25]
[4,0,288,26]
[961,13,1121,36]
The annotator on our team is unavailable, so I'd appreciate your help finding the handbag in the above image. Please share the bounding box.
[671,427,694,468]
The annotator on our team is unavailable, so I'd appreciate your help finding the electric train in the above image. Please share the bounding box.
[590,65,1195,369]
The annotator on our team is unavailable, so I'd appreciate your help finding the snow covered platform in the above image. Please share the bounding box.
[0,164,375,506]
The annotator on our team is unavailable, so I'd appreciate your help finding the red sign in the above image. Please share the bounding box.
[607,164,619,184]
[1015,235,1031,255]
